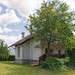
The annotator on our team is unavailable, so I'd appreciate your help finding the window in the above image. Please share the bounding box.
[18,47,20,58]
[45,48,53,55]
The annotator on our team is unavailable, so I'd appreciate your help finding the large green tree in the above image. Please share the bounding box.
[27,0,75,55]
[0,39,9,60]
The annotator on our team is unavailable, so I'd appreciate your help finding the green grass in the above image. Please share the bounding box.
[0,61,75,75]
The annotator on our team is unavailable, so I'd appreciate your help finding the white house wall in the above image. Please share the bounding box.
[30,39,43,60]
[15,38,66,63]
[15,46,23,59]
[20,46,23,59]
[15,39,43,61]
[30,39,33,60]
[22,40,30,59]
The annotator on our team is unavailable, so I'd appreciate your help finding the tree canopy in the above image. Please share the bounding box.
[27,0,75,50]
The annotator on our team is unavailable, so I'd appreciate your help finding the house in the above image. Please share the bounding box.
[10,32,67,64]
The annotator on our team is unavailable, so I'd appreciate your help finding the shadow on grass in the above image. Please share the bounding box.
[0,61,41,68]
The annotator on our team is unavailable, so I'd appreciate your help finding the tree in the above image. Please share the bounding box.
[0,39,9,60]
[27,0,75,56]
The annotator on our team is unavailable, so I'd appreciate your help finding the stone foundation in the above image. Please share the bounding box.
[15,59,39,64]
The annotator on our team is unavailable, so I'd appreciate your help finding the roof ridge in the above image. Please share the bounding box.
[9,34,32,47]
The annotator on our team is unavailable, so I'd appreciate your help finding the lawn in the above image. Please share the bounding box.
[0,61,75,75]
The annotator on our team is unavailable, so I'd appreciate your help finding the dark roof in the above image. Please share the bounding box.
[9,35,33,47]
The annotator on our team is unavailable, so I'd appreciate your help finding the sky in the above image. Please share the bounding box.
[0,0,75,54]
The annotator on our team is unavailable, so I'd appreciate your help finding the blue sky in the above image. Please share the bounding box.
[0,0,75,54]
[0,0,44,46]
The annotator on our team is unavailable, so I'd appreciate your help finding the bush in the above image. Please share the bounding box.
[41,57,69,70]
[68,48,75,67]
[0,57,7,61]
[8,55,15,61]
[0,55,15,61]
[41,57,62,70]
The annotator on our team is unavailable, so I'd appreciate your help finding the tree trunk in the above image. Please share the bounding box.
[47,41,50,57]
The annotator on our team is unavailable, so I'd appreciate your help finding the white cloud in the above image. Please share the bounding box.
[0,27,3,33]
[0,0,9,6]
[0,6,2,13]
[0,34,21,46]
[0,27,12,33]
[0,0,75,17]
[3,27,12,33]
[0,0,43,17]
[0,10,21,26]
[5,9,10,13]
[15,29,19,32]
[62,0,75,10]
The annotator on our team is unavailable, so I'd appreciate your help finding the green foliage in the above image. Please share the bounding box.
[27,0,75,49]
[41,57,63,70]
[0,39,9,60]
[41,57,69,70]
[8,55,15,61]
[68,48,75,67]
[60,57,69,67]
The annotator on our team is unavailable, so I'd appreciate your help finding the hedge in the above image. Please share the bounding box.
[8,55,15,61]
[0,55,15,61]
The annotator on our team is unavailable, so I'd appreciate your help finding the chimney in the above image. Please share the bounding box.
[21,32,25,39]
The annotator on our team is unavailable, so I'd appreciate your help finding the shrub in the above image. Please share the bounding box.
[41,57,69,70]
[0,57,7,61]
[41,57,62,70]
[0,55,15,61]
[68,48,75,67]
[8,55,15,61]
